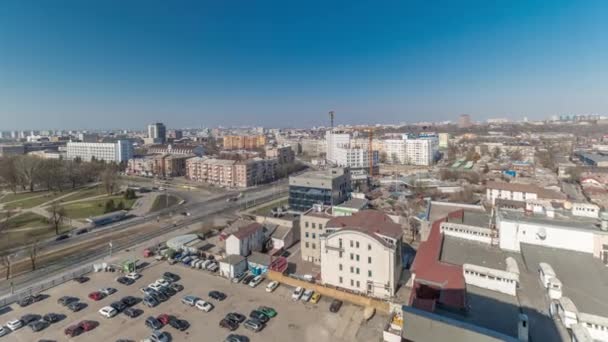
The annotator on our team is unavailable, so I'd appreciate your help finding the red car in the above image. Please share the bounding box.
[78,320,97,332]
[88,291,104,301]
[157,314,171,325]
[65,325,84,337]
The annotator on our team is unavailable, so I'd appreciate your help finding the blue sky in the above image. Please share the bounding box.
[0,1,607,130]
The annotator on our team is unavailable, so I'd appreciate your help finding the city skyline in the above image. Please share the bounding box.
[1,1,607,130]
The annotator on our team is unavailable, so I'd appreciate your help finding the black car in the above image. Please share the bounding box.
[55,234,69,241]
[57,296,78,306]
[145,316,163,330]
[21,314,42,325]
[43,313,62,323]
[121,296,138,307]
[225,334,250,342]
[123,307,142,318]
[110,301,127,312]
[163,272,180,282]
[209,291,227,301]
[329,299,343,313]
[169,283,183,292]
[249,310,269,324]
[242,275,255,285]
[29,320,49,332]
[150,291,168,302]
[220,318,238,331]
[168,317,189,331]
[116,277,135,285]
[74,276,89,284]
[226,312,246,324]
[158,286,175,297]
[67,301,86,312]
[18,294,45,307]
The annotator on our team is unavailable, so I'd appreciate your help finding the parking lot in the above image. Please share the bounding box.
[1,258,382,342]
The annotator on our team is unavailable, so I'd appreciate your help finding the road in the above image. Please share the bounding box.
[0,180,288,297]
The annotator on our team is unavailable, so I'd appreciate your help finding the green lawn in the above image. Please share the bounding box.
[0,190,52,204]
[3,190,79,210]
[150,194,180,212]
[252,198,288,215]
[52,185,106,204]
[61,196,136,219]
[4,212,49,229]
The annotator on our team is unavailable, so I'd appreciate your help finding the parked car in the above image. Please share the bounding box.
[249,310,269,324]
[292,287,304,301]
[145,316,163,330]
[243,319,265,332]
[74,276,89,284]
[20,314,41,325]
[159,286,175,297]
[0,327,7,337]
[67,302,86,312]
[151,291,168,302]
[248,276,264,288]
[42,313,61,323]
[169,283,184,292]
[116,277,135,285]
[64,325,84,337]
[329,299,343,313]
[143,296,159,308]
[126,272,141,280]
[163,272,180,282]
[29,320,49,332]
[18,294,44,307]
[265,281,279,292]
[121,296,138,307]
[207,263,219,272]
[301,289,314,302]
[242,275,255,286]
[208,290,226,301]
[195,300,214,312]
[78,320,97,331]
[226,312,247,324]
[181,295,199,306]
[225,334,249,342]
[155,278,170,287]
[110,301,128,312]
[99,306,118,318]
[232,272,247,284]
[141,287,155,296]
[57,296,78,306]
[6,319,23,331]
[123,307,142,318]
[88,291,105,301]
[310,293,321,304]
[149,330,171,342]
[257,306,277,318]
[220,318,239,331]
[100,287,117,296]
[157,314,171,325]
[149,283,164,291]
[168,317,189,331]
[201,260,213,270]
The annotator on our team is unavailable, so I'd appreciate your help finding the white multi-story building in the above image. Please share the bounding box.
[382,135,437,166]
[320,210,403,299]
[384,139,407,164]
[325,131,351,164]
[334,147,379,169]
[66,140,133,163]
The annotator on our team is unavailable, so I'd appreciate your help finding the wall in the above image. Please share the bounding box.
[440,222,494,245]
[462,264,518,296]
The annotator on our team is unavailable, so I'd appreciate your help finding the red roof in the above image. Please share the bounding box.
[326,210,402,239]
[410,217,466,310]
[231,222,263,239]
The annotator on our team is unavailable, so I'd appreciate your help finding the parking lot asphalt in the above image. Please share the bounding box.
[1,259,381,342]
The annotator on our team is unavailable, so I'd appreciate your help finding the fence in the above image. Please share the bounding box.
[0,264,93,308]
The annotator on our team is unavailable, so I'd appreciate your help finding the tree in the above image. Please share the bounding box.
[101,166,119,195]
[124,188,137,200]
[509,149,523,161]
[28,241,40,271]
[379,151,388,163]
[64,160,84,189]
[0,157,20,193]
[0,255,12,280]
[38,159,65,191]
[48,202,67,235]
[0,209,13,232]
[104,200,116,213]
[566,166,583,183]
[116,201,125,210]
[15,155,42,192]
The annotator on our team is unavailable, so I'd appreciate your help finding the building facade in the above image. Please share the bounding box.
[66,140,133,162]
[185,157,277,188]
[223,135,266,150]
[127,154,192,177]
[265,144,295,164]
[288,168,351,212]
[147,122,167,144]
[225,222,265,256]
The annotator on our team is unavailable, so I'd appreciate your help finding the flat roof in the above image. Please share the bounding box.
[440,236,522,270]
[499,209,607,235]
[335,197,368,209]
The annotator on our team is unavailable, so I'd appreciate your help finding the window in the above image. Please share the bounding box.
[368,244,371,251]
[350,266,354,273]
[356,255,360,262]
[339,238,342,248]
[350,240,354,247]
[350,253,354,260]
[350,279,354,286]
[368,256,372,264]
[312,223,316,229]
[305,242,309,248]
[368,270,372,277]
[305,222,309,228]
[339,264,343,271]
[339,251,343,258]
[319,224,323,230]
[356,281,360,288]
[339,276,343,284]
[312,243,316,249]
[356,241,360,248]
[305,232,309,238]
[356,268,360,274]
[312,233,316,239]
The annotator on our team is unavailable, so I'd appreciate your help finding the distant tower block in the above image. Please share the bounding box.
[458,114,472,128]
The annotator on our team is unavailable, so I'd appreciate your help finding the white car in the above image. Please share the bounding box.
[292,287,304,301]
[248,275,264,288]
[0,326,7,337]
[190,258,200,268]
[6,319,23,331]
[195,300,214,312]
[99,306,118,318]
[266,281,279,293]
[99,287,117,296]
[201,260,213,269]
[207,263,219,272]
[155,278,170,287]
[149,283,163,291]
[301,289,314,302]
[126,272,141,280]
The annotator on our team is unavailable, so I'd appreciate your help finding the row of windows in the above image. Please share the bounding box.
[338,264,373,277]
[337,277,361,288]
[304,232,317,239]
[442,225,492,238]
[339,238,372,251]
[304,242,316,249]
[585,322,607,331]
[304,221,324,230]
[464,269,516,284]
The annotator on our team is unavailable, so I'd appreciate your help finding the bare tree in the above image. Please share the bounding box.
[48,202,67,235]
[101,166,119,195]
[15,155,42,192]
[0,157,20,194]
[0,255,12,280]
[29,240,40,271]
[0,209,13,232]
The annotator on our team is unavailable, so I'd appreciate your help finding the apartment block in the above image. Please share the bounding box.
[223,135,266,150]
[127,154,192,178]
[186,157,277,188]
[265,144,295,164]
[66,140,133,163]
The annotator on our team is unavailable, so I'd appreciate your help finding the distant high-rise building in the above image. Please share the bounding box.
[147,122,167,144]
[458,114,472,128]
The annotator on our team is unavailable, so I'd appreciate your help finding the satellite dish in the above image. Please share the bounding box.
[563,201,572,210]
[536,227,547,240]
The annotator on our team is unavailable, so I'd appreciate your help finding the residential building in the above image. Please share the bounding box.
[325,130,351,164]
[300,138,326,156]
[77,133,99,143]
[0,144,25,157]
[185,157,277,188]
[223,135,266,150]
[167,129,183,141]
[334,147,379,173]
[319,210,403,298]
[383,135,438,166]
[225,222,265,256]
[288,167,351,212]
[300,204,334,264]
[147,144,204,157]
[147,122,167,144]
[66,140,133,162]
[265,144,295,164]
[126,154,192,177]
[438,133,450,149]
[486,181,566,205]
[458,114,472,128]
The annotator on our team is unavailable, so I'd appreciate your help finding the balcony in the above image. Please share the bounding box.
[324,244,344,252]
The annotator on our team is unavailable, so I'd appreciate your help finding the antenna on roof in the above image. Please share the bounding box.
[329,111,335,130]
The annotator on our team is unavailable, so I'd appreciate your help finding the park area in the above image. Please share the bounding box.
[60,195,137,220]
